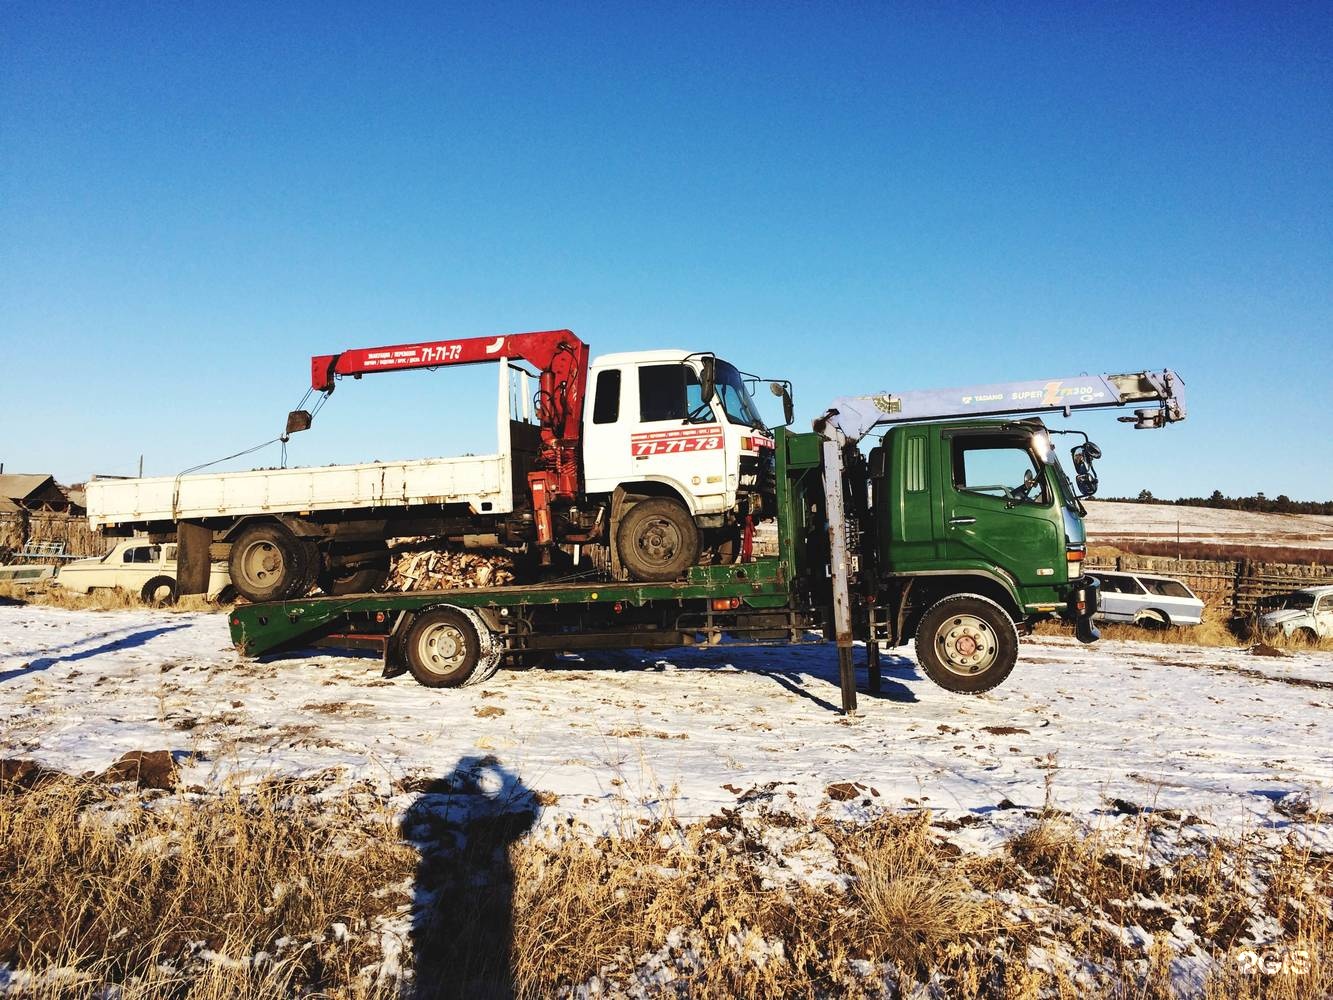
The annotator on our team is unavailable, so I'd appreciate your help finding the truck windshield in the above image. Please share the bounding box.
[714,360,767,430]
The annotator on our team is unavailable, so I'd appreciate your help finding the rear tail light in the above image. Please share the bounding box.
[711,597,741,611]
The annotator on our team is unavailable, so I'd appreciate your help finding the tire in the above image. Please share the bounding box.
[403,608,485,688]
[1293,628,1319,647]
[227,523,307,603]
[914,594,1019,694]
[1134,609,1170,630]
[616,498,700,582]
[320,565,390,596]
[140,576,177,607]
[291,539,321,598]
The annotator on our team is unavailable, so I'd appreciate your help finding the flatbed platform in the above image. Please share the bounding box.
[228,557,800,659]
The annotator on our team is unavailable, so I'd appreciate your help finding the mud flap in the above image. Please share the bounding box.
[1070,576,1101,644]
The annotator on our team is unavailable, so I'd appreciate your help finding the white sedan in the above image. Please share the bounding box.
[1090,571,1205,629]
[53,540,232,604]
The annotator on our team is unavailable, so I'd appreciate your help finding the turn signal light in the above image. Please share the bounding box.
[711,597,742,611]
[1066,548,1086,562]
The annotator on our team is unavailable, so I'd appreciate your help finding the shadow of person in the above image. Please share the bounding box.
[401,756,537,1000]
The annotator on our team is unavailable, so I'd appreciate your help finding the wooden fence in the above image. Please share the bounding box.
[1087,553,1333,612]
[0,511,108,562]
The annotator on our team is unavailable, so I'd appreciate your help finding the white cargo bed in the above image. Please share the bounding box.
[87,453,515,527]
[88,363,530,529]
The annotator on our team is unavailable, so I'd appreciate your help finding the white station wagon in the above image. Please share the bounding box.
[1089,571,1205,629]
[53,539,232,604]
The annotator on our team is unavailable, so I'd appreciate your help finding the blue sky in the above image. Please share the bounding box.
[2,2,1330,499]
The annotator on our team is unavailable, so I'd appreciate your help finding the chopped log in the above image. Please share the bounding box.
[386,540,515,592]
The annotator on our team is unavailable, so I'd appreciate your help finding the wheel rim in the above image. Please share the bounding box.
[417,621,469,676]
[238,540,284,587]
[934,614,997,677]
[635,516,683,566]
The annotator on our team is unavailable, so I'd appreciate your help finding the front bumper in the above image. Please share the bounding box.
[1066,575,1101,644]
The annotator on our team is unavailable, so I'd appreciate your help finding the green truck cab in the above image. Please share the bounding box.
[779,419,1100,697]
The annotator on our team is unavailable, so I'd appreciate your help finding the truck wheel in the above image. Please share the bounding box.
[404,608,483,687]
[292,539,321,598]
[1293,627,1319,647]
[228,523,307,603]
[616,498,700,582]
[320,565,390,596]
[914,594,1019,694]
[140,576,177,606]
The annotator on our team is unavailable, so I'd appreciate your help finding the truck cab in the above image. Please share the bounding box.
[872,418,1089,618]
[863,416,1103,682]
[580,350,777,576]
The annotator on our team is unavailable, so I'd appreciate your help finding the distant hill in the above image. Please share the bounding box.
[1083,500,1333,561]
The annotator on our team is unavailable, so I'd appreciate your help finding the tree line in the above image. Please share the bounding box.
[1102,490,1333,515]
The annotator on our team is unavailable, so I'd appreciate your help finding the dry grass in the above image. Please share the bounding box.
[0,580,230,614]
[0,774,413,998]
[2,772,1330,999]
[1035,604,1333,653]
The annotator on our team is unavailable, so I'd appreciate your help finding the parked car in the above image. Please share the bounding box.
[1253,586,1333,645]
[53,539,232,604]
[1088,571,1205,629]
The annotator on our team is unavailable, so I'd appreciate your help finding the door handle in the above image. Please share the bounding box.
[948,516,977,526]
[635,455,650,461]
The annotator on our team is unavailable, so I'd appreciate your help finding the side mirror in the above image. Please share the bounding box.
[285,410,313,436]
[771,381,794,426]
[699,355,716,403]
[1071,444,1100,497]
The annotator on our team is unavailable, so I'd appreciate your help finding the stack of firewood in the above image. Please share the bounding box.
[387,545,516,591]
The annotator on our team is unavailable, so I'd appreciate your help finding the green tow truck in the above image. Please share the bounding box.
[229,370,1185,713]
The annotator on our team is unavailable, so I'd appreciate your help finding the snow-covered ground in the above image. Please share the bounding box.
[1084,500,1333,550]
[2,604,1329,848]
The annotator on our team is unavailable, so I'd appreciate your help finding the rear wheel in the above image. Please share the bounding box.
[140,576,177,606]
[320,564,390,596]
[318,541,390,595]
[914,594,1019,694]
[1134,609,1170,630]
[227,523,307,603]
[616,498,700,582]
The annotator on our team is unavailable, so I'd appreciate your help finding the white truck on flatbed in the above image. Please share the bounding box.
[89,329,789,604]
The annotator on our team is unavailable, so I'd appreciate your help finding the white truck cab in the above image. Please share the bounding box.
[581,350,775,521]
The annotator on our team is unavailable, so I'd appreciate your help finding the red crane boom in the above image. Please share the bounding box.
[310,329,591,545]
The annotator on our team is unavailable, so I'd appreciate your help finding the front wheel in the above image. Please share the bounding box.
[616,498,700,582]
[1293,627,1320,647]
[914,594,1019,694]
